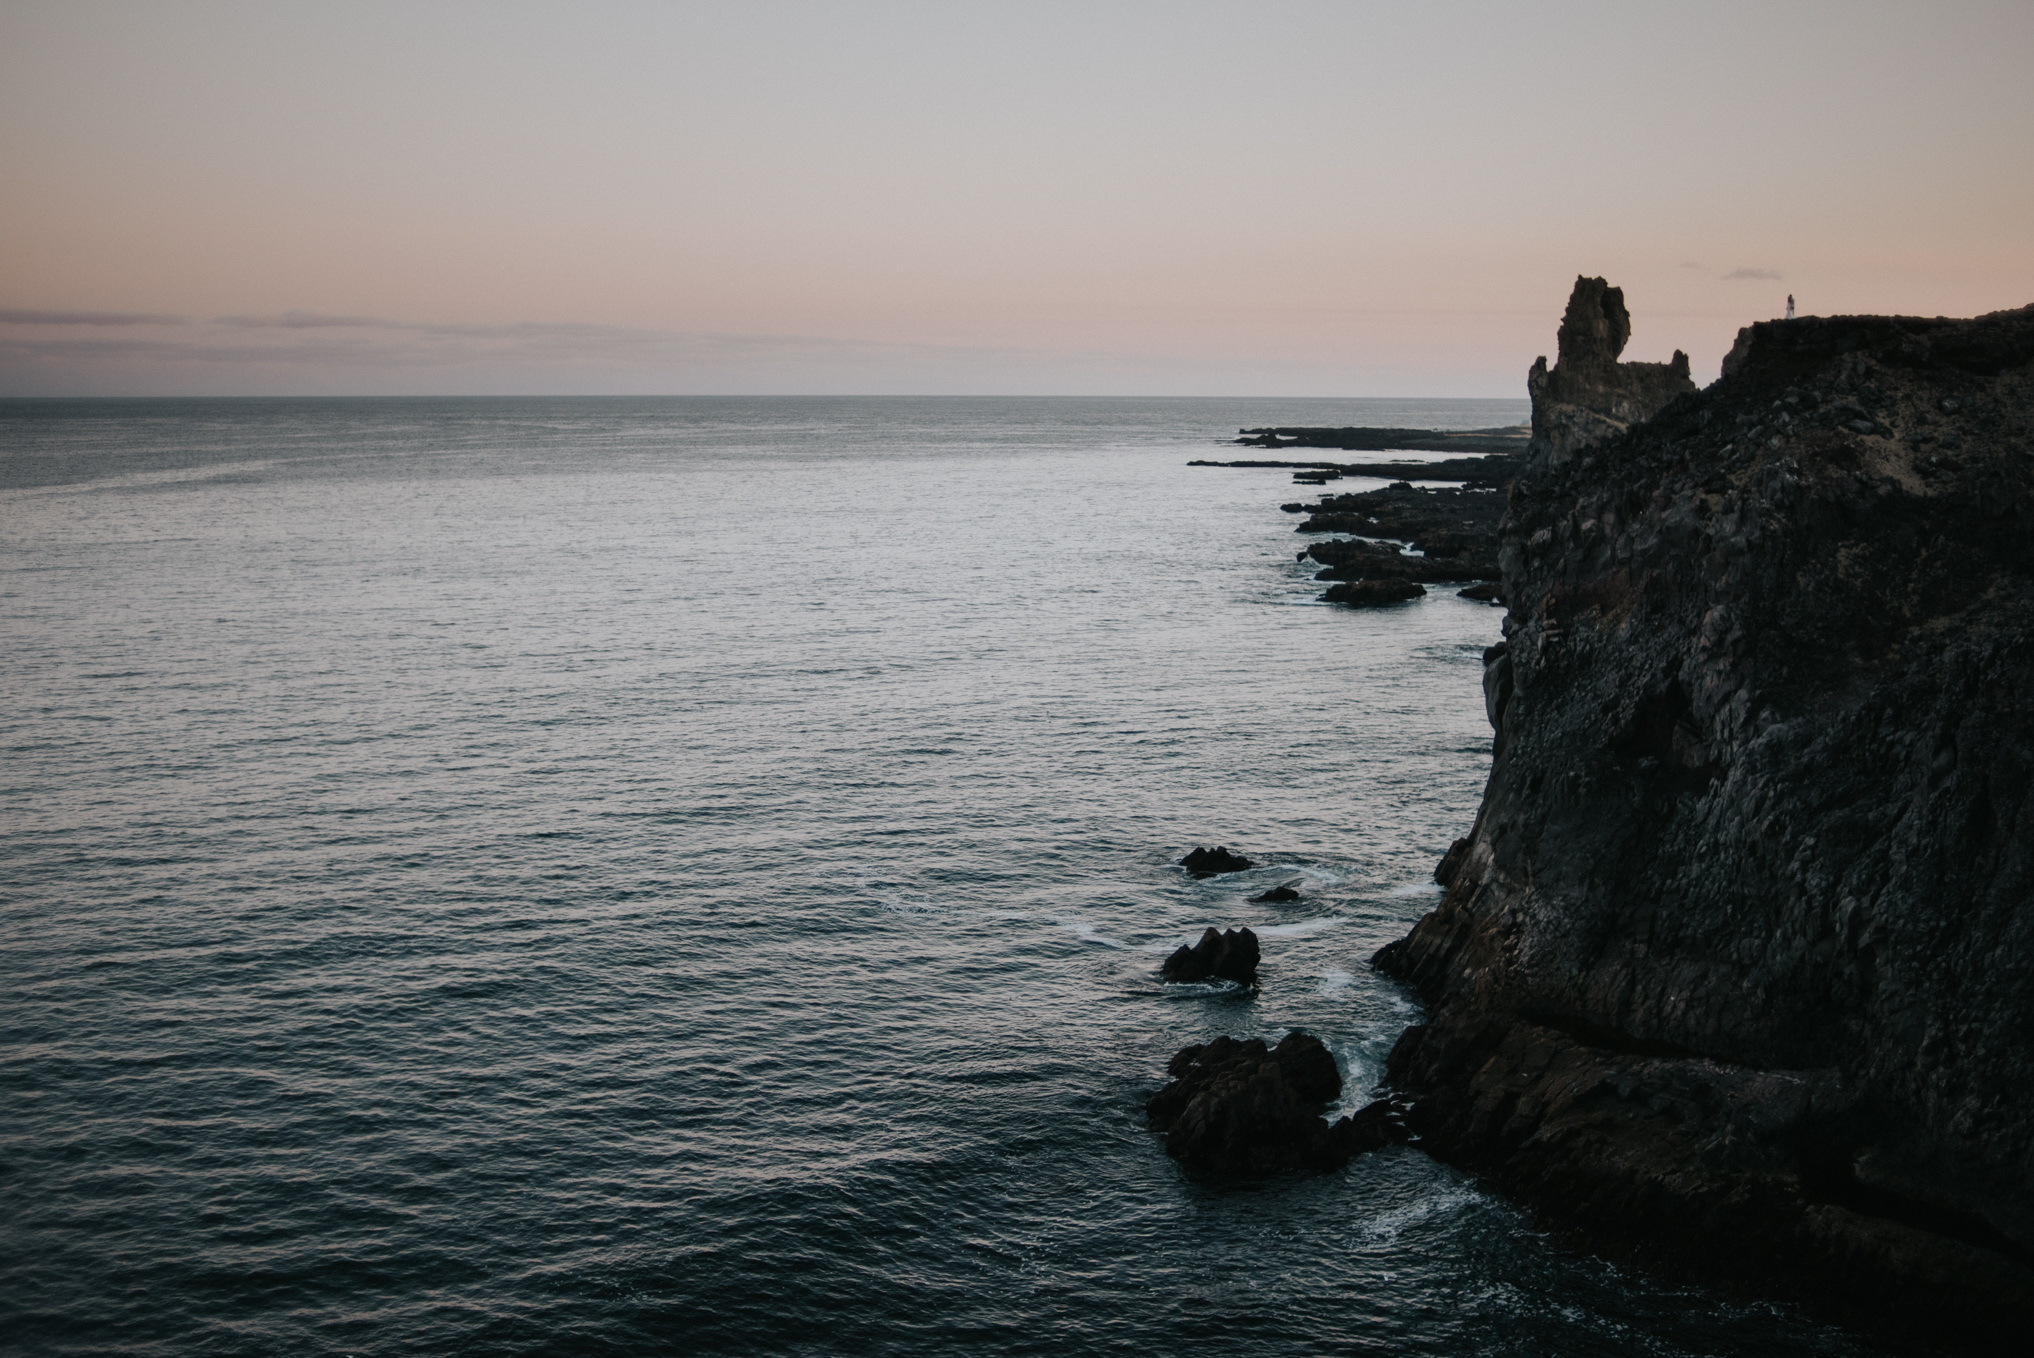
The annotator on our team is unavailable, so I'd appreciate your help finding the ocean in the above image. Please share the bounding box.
[1,397,1878,1355]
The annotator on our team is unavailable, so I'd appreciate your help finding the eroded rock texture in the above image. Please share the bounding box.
[1527,276,1697,465]
[1161,926,1261,985]
[1378,303,2034,1347]
[1179,845,1254,878]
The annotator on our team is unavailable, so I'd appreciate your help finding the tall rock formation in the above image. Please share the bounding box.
[1528,276,1696,465]
[1378,302,2034,1348]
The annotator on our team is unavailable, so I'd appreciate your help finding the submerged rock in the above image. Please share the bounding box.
[1251,883,1302,902]
[1378,298,2034,1345]
[1179,845,1253,878]
[1146,1032,1401,1173]
[1320,578,1425,606]
[1160,926,1260,985]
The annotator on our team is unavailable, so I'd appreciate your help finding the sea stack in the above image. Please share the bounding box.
[1526,276,1697,466]
[1376,297,2034,1346]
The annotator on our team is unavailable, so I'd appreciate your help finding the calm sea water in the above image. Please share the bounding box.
[2,398,1880,1356]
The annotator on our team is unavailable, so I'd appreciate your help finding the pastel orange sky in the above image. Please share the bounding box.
[3,0,2030,396]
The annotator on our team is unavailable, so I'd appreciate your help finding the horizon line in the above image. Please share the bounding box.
[0,391,1532,403]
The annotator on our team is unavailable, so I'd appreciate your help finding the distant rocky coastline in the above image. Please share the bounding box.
[1230,425,1528,455]
[1374,283,2034,1349]
[1195,445,1523,606]
[1189,452,1516,484]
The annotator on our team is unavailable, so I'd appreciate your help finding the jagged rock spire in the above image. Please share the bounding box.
[1555,276,1632,374]
[1527,275,1695,465]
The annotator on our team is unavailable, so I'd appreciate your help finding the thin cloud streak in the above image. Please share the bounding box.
[1722,268,1785,282]
[0,308,188,327]
[0,315,1139,380]
[214,311,401,329]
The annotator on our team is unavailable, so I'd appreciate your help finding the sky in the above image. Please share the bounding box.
[2,0,2030,397]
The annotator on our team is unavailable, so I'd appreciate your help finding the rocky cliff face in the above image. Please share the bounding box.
[1378,302,2034,1347]
[1528,276,1697,465]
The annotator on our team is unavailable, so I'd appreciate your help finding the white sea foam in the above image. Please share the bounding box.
[1048,916,1131,949]
[1361,1185,1485,1243]
[1253,916,1347,938]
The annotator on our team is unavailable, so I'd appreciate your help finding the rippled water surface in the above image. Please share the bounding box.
[2,397,1881,1355]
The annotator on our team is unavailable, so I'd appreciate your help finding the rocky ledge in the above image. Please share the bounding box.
[1192,453,1516,484]
[1375,298,2034,1348]
[1194,433,1526,610]
[1286,479,1513,605]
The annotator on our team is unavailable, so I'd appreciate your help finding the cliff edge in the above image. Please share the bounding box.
[1378,299,2034,1348]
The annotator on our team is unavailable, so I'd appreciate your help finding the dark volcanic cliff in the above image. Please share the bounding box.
[1377,303,2034,1347]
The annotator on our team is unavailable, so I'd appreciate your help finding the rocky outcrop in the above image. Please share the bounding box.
[1162,926,1261,985]
[1527,276,1696,466]
[1291,479,1509,543]
[1179,845,1253,878]
[1289,479,1507,605]
[1376,302,2034,1347]
[1308,538,1499,587]
[1432,837,1470,887]
[1194,454,1518,484]
[1147,1032,1401,1173]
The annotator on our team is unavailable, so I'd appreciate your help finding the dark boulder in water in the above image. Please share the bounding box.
[1146,1032,1401,1174]
[1321,578,1425,607]
[1251,883,1302,902]
[1161,926,1259,985]
[1179,845,1253,877]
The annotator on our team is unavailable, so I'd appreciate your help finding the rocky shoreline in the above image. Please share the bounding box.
[1195,442,1520,607]
[1378,286,2034,1350]
[1190,452,1516,483]
[1179,278,2034,1352]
